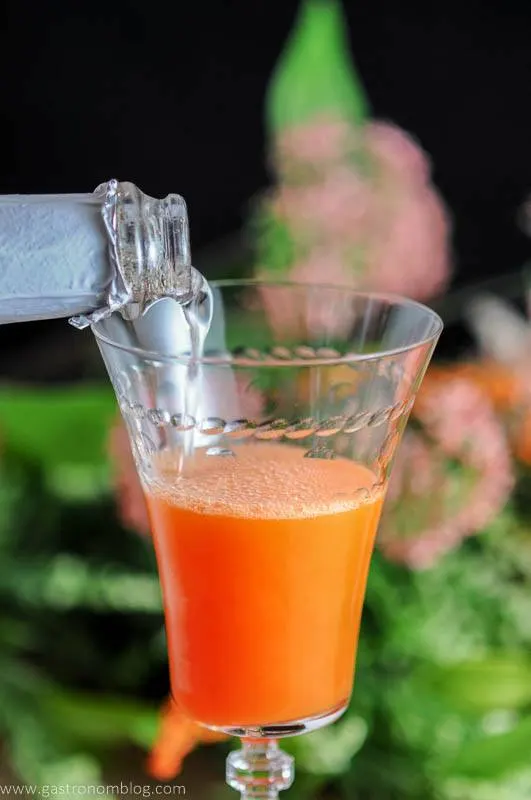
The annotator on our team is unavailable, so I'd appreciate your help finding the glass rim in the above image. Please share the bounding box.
[91,279,443,366]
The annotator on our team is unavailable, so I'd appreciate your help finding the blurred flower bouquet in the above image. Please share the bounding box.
[4,2,531,800]
[253,0,451,301]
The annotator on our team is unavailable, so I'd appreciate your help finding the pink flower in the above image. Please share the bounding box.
[365,121,430,185]
[257,251,353,340]
[291,251,357,338]
[385,432,442,505]
[275,116,352,167]
[380,379,514,569]
[255,280,305,340]
[273,169,372,241]
[262,117,452,303]
[288,248,351,286]
[365,184,450,299]
[109,422,150,536]
[202,370,265,421]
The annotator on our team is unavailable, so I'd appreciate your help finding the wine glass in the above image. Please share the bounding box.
[92,281,442,799]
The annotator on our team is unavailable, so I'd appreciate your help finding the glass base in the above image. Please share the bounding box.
[209,698,348,739]
[226,740,294,799]
[224,702,348,799]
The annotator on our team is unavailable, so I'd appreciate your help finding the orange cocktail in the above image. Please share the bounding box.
[146,442,384,728]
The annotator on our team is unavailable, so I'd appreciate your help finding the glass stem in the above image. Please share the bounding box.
[226,738,295,799]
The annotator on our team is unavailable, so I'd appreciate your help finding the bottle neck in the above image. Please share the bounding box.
[71,179,193,328]
[0,180,193,328]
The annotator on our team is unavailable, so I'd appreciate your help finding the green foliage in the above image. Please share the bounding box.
[442,717,531,780]
[0,386,116,469]
[420,658,531,713]
[265,0,369,135]
[251,203,298,277]
[0,385,164,790]
[284,716,368,777]
[39,688,159,750]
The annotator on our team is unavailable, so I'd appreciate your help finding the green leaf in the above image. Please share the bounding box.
[224,311,274,352]
[284,716,368,776]
[40,688,159,750]
[251,205,297,277]
[0,385,116,468]
[443,716,531,780]
[37,755,104,795]
[419,657,531,713]
[8,719,98,788]
[266,0,369,134]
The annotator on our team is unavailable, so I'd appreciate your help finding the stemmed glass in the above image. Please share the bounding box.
[92,281,442,799]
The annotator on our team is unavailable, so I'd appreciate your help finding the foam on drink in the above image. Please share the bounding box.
[146,442,383,519]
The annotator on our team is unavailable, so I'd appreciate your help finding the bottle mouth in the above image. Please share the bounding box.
[70,179,193,329]
[119,266,209,322]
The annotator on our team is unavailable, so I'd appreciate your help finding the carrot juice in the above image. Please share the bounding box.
[145,442,384,728]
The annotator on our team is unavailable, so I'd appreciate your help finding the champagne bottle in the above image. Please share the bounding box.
[0,179,194,328]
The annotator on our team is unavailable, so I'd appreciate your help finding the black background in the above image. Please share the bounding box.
[2,0,531,358]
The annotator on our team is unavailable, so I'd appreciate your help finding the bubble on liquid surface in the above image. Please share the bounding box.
[170,413,195,431]
[146,442,384,519]
[206,447,235,457]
